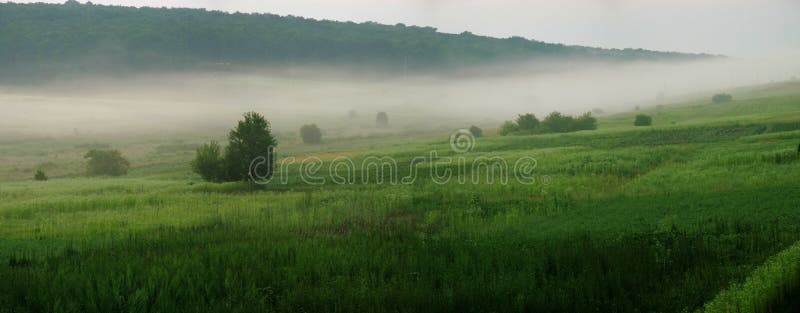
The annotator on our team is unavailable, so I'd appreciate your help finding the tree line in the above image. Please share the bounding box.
[0,2,714,81]
[499,112,597,135]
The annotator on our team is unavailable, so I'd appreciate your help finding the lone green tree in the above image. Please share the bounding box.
[634,114,653,126]
[376,112,389,128]
[84,150,129,176]
[223,112,277,181]
[191,141,224,182]
[300,124,323,144]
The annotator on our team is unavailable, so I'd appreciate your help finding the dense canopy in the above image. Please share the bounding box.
[0,2,713,81]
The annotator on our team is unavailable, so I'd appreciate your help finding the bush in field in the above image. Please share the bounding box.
[84,149,129,176]
[300,124,323,144]
[515,113,540,131]
[572,112,598,131]
[542,111,573,133]
[634,114,653,126]
[191,141,225,182]
[468,126,483,138]
[376,112,389,128]
[223,112,277,182]
[498,121,519,136]
[192,112,277,183]
[34,169,48,181]
[712,93,733,103]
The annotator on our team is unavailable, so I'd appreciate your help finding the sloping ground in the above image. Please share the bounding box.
[703,240,800,313]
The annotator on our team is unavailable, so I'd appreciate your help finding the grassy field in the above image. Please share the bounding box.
[1,81,800,312]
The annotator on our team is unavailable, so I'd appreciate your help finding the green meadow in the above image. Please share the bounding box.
[1,81,800,312]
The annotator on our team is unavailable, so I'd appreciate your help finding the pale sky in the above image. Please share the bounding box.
[8,0,800,57]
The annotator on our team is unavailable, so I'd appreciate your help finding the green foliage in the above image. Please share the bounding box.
[0,2,712,81]
[33,169,47,181]
[498,121,520,136]
[572,112,598,131]
[84,149,129,176]
[501,112,596,136]
[712,93,733,103]
[634,114,653,126]
[191,142,225,182]
[300,124,323,144]
[223,112,277,182]
[468,125,483,138]
[704,240,800,313]
[376,112,389,128]
[515,113,540,131]
[542,111,572,133]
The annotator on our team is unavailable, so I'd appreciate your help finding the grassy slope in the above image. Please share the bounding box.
[0,81,799,312]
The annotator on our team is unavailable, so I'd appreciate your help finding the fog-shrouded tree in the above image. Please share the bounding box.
[376,112,389,128]
[542,111,573,133]
[300,124,323,144]
[224,112,277,181]
[572,112,598,131]
[84,149,129,176]
[498,121,520,136]
[515,113,540,131]
[34,169,48,181]
[712,93,733,103]
[191,141,224,182]
[634,114,653,126]
[468,125,483,138]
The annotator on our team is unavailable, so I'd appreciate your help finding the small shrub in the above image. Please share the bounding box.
[634,114,653,126]
[84,149,130,176]
[300,124,323,144]
[712,93,733,103]
[34,169,48,181]
[376,112,389,128]
[468,126,483,138]
[498,121,519,136]
[191,141,225,182]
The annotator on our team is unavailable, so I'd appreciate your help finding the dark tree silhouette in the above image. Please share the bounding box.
[300,124,323,144]
[376,112,389,128]
[468,126,483,138]
[34,169,48,181]
[84,150,129,176]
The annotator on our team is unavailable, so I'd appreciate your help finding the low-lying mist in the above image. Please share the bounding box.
[1,55,797,140]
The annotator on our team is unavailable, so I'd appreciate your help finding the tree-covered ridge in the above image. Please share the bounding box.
[0,1,714,79]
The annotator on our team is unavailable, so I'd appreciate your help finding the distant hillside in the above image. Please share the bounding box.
[0,1,715,81]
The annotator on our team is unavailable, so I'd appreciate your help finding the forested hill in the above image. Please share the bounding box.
[0,1,714,80]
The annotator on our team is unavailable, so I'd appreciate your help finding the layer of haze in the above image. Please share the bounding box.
[1,57,798,138]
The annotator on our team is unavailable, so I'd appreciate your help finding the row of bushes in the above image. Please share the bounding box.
[499,112,597,136]
[35,149,130,181]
